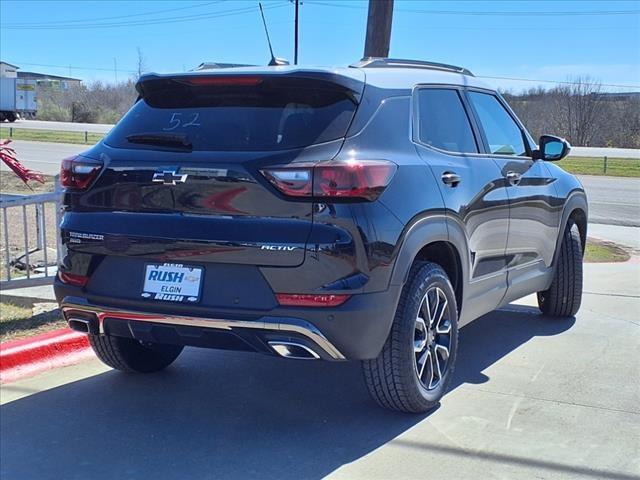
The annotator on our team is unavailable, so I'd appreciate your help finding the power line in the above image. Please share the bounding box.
[1,3,286,30]
[477,75,640,90]
[1,4,266,29]
[11,61,137,74]
[307,1,640,16]
[1,1,223,27]
[308,16,639,30]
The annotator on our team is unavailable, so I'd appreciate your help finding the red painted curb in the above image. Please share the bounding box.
[0,328,92,383]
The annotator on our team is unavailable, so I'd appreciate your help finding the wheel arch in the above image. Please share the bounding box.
[390,214,470,314]
[569,206,588,254]
[553,190,589,265]
[413,241,463,311]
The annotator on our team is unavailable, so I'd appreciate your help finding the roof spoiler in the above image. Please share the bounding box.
[135,71,366,103]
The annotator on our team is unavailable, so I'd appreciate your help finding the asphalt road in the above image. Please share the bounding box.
[8,119,113,134]
[570,146,640,159]
[1,140,82,176]
[1,261,638,480]
[578,175,640,227]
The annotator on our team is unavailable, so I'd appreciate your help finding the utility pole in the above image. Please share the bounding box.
[363,0,394,58]
[113,58,118,84]
[290,0,300,65]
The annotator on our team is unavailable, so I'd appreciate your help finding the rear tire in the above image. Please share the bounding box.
[537,221,583,317]
[89,334,183,373]
[362,262,459,413]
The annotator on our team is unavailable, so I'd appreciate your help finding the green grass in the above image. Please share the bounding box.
[1,127,104,145]
[556,156,640,177]
[0,302,66,342]
[584,238,631,263]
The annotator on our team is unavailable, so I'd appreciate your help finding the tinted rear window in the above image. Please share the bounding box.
[416,88,478,154]
[105,77,357,151]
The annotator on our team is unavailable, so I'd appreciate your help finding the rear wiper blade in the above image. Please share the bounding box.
[126,133,192,149]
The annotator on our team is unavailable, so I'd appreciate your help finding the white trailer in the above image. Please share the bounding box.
[0,78,37,122]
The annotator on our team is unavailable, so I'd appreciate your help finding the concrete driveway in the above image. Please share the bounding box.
[1,260,639,480]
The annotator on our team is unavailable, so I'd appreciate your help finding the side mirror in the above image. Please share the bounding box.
[533,135,571,161]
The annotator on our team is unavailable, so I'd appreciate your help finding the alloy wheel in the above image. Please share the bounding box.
[413,286,452,390]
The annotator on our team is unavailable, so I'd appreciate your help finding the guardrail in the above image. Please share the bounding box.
[0,177,63,290]
[3,127,98,145]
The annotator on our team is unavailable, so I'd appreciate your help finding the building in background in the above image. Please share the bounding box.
[17,71,82,91]
[0,61,38,120]
[1,61,83,90]
[0,61,19,78]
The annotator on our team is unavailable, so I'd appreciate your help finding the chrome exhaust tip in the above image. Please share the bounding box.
[67,318,92,334]
[268,341,320,360]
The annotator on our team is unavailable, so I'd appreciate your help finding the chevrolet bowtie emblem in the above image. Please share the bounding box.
[152,170,188,185]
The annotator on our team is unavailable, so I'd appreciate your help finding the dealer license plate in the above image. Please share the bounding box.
[141,263,203,303]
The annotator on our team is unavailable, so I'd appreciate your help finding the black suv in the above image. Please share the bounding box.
[55,58,587,413]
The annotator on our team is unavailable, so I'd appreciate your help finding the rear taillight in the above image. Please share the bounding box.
[60,156,103,190]
[275,293,350,307]
[260,167,313,197]
[314,160,396,201]
[58,271,89,287]
[261,160,397,202]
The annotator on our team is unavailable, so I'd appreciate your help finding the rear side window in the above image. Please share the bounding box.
[105,77,357,151]
[468,92,527,156]
[416,88,478,154]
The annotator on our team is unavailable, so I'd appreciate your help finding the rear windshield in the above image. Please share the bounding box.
[104,77,357,151]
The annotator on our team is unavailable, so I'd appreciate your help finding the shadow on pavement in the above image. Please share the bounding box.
[1,305,575,479]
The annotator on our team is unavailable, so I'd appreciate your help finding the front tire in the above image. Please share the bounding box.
[89,334,183,373]
[537,221,583,317]
[362,262,459,413]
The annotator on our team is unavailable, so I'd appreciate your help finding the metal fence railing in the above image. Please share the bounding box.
[0,176,63,290]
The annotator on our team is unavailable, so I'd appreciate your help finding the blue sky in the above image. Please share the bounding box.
[1,0,639,92]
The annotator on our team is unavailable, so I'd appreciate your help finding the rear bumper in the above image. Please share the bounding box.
[61,296,345,360]
[57,284,401,361]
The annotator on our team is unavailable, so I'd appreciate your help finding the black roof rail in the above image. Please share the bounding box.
[351,57,474,76]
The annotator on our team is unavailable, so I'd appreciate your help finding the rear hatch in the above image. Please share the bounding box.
[62,70,364,269]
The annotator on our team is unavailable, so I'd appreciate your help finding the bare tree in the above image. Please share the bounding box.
[136,47,147,78]
[502,77,633,147]
[36,80,137,124]
[554,76,603,146]
[35,72,637,148]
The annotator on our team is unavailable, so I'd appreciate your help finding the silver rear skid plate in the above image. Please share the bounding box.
[60,296,344,360]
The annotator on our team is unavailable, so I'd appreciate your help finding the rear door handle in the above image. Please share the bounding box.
[506,171,522,186]
[441,172,461,187]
